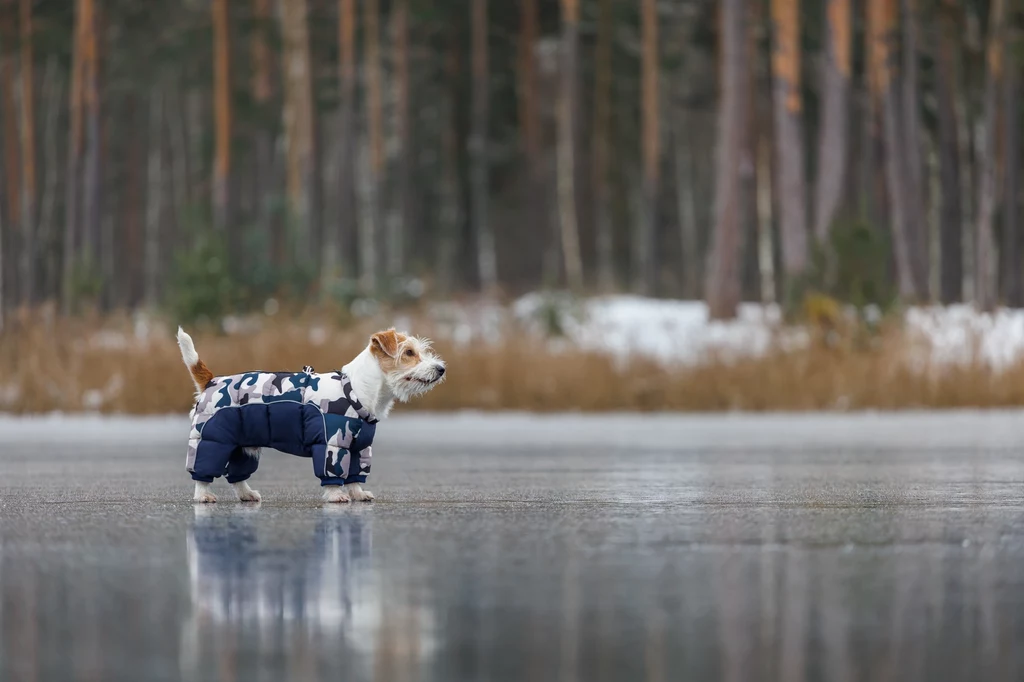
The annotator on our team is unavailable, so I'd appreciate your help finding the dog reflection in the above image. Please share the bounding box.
[180,506,435,681]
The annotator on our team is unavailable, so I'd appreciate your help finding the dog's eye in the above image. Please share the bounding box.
[405,349,415,357]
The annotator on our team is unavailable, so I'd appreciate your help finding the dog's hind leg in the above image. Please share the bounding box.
[227,448,262,502]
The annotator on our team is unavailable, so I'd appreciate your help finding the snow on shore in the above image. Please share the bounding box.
[503,295,1024,369]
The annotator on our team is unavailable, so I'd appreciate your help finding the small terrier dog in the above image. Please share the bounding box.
[177,327,445,503]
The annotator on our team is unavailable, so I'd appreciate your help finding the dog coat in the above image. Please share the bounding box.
[186,366,378,487]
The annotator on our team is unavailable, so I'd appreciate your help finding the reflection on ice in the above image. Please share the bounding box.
[180,505,436,681]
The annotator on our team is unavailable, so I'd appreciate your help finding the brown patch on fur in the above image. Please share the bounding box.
[370,329,404,360]
[395,339,422,371]
[190,359,214,389]
[370,328,426,374]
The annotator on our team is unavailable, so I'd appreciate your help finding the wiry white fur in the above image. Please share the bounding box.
[343,346,394,419]
[343,335,446,419]
[177,327,199,368]
[194,481,217,503]
[322,486,351,503]
[344,482,375,501]
[232,481,261,502]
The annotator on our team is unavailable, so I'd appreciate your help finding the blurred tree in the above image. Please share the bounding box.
[636,0,657,296]
[81,0,99,273]
[388,0,410,282]
[1,0,20,308]
[706,0,747,320]
[935,0,963,304]
[557,0,582,292]
[436,24,462,295]
[592,0,613,292]
[869,0,924,302]
[280,0,315,258]
[813,0,850,246]
[770,0,808,306]
[211,0,231,238]
[337,0,358,278]
[144,83,161,308]
[471,0,496,294]
[1003,27,1021,307]
[18,0,34,306]
[900,0,927,298]
[975,0,1005,312]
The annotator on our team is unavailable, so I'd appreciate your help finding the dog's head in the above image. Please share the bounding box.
[368,329,446,402]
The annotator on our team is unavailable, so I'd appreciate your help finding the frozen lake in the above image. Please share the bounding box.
[2,411,1024,681]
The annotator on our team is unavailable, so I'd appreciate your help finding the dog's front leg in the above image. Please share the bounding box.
[232,480,262,502]
[322,485,351,503]
[193,481,217,503]
[343,482,375,501]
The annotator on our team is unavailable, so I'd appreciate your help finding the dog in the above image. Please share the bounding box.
[176,327,445,503]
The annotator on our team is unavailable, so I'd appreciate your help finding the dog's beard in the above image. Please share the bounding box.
[388,362,445,402]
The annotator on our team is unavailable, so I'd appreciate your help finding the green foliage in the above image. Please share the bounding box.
[789,217,897,325]
[165,207,328,326]
[526,291,586,338]
[165,231,238,327]
[239,224,317,306]
[66,258,104,313]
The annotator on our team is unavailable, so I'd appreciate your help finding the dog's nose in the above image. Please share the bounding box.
[436,365,446,377]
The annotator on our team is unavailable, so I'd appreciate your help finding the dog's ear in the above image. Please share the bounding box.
[370,329,400,359]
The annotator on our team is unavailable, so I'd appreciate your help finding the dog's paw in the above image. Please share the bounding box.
[344,483,375,502]
[193,481,217,503]
[238,489,261,502]
[232,481,262,503]
[237,488,261,502]
[322,487,351,504]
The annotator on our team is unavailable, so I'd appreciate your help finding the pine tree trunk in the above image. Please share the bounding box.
[62,0,86,313]
[869,0,922,302]
[361,0,382,293]
[591,0,613,291]
[470,0,496,293]
[974,0,1005,312]
[336,0,355,278]
[211,0,232,238]
[388,0,410,281]
[120,94,143,308]
[18,0,34,306]
[280,0,315,256]
[437,31,462,295]
[519,0,549,290]
[770,0,808,304]
[144,85,162,308]
[1,6,20,307]
[1003,54,1020,307]
[674,110,699,299]
[0,183,4,329]
[813,0,850,244]
[636,0,658,296]
[741,12,760,304]
[936,0,962,303]
[251,0,274,268]
[557,0,582,292]
[37,58,60,301]
[900,0,928,299]
[81,0,100,270]
[705,0,747,320]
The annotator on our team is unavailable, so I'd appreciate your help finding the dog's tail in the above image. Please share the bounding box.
[177,327,214,392]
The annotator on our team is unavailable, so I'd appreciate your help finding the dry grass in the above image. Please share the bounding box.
[3,309,1024,414]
